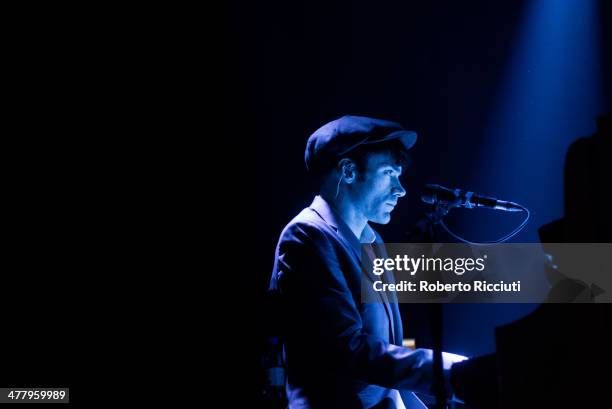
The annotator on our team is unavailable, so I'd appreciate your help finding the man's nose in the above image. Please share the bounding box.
[393,179,406,198]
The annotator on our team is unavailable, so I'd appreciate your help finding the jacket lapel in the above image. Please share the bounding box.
[309,196,399,345]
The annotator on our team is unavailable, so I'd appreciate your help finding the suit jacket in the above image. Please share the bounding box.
[269,196,436,409]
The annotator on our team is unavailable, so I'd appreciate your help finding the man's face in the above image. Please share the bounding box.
[349,151,406,224]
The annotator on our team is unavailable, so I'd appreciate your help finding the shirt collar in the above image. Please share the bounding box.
[360,223,377,244]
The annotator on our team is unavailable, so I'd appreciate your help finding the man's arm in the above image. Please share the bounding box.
[274,221,463,395]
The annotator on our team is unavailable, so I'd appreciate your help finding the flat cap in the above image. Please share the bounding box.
[305,115,417,172]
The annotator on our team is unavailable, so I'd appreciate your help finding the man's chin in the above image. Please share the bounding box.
[371,213,392,225]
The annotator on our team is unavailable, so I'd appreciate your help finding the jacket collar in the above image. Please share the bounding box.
[309,195,377,258]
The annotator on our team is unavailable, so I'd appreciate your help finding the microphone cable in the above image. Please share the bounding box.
[438,203,530,245]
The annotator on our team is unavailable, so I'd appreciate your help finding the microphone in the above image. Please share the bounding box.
[421,184,524,212]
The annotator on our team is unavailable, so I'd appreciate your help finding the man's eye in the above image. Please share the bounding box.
[385,170,394,175]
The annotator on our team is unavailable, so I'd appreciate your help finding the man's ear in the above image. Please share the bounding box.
[338,158,356,184]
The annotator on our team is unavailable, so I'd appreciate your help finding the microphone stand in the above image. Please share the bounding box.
[421,202,457,409]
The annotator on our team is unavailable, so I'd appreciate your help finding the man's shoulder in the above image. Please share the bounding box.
[278,206,335,245]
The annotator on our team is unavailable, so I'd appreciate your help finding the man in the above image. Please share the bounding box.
[269,115,465,409]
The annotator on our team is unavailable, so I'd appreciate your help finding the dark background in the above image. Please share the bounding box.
[228,0,612,403]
